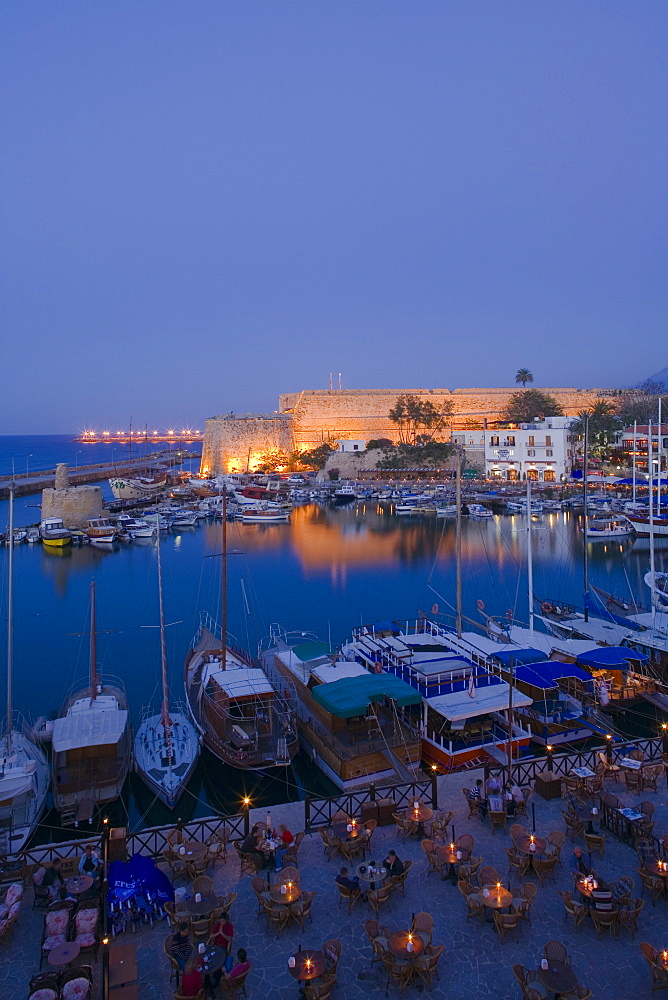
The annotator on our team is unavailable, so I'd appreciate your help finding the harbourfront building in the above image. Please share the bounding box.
[618,424,668,474]
[484,416,577,482]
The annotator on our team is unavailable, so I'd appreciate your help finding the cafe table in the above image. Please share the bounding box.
[574,803,599,835]
[269,883,302,904]
[331,819,362,842]
[479,885,513,912]
[177,840,207,864]
[434,844,470,882]
[357,862,387,891]
[575,877,600,902]
[65,874,94,896]
[404,803,433,837]
[537,959,578,998]
[288,949,326,983]
[186,890,219,916]
[48,942,81,968]
[387,930,425,960]
[645,859,668,895]
[201,944,228,976]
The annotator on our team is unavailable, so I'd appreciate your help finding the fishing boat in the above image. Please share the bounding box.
[585,515,635,540]
[333,485,357,504]
[40,517,72,547]
[108,476,167,501]
[184,489,299,770]
[0,482,49,854]
[52,581,132,826]
[262,627,422,789]
[134,532,199,807]
[240,508,291,523]
[85,517,117,544]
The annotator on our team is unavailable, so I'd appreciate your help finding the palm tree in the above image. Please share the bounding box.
[515,368,534,387]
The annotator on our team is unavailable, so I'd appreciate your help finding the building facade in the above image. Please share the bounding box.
[618,424,668,474]
[484,417,577,482]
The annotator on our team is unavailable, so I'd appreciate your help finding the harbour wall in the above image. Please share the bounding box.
[202,386,614,474]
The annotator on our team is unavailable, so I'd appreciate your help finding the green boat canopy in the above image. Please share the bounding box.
[311,672,422,719]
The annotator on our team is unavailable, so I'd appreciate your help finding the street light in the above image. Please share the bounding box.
[75,450,82,471]
[26,454,32,478]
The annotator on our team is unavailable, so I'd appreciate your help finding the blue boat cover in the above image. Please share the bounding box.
[494,648,547,666]
[108,853,174,904]
[576,646,648,669]
[514,662,593,689]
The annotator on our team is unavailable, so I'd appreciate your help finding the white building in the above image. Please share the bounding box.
[484,416,577,482]
[336,439,367,453]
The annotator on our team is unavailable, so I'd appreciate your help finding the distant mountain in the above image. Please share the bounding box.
[634,366,668,391]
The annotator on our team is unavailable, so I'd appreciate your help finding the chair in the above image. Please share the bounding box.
[458,880,485,924]
[567,989,593,1000]
[318,829,340,860]
[548,829,565,855]
[639,868,666,905]
[192,875,213,895]
[462,787,481,819]
[597,751,620,780]
[163,848,188,880]
[493,909,522,943]
[414,944,443,989]
[336,881,360,914]
[625,768,643,792]
[642,765,662,793]
[641,941,668,993]
[33,882,52,910]
[390,858,412,896]
[367,884,392,916]
[512,964,541,1000]
[251,877,270,917]
[506,847,530,879]
[164,933,181,989]
[510,823,528,841]
[465,855,482,880]
[619,898,644,939]
[259,897,290,937]
[303,984,333,1000]
[73,901,100,961]
[218,967,250,998]
[189,917,210,944]
[478,865,500,887]
[364,919,390,966]
[584,831,605,856]
[392,812,416,841]
[544,940,569,964]
[558,890,589,932]
[602,791,621,809]
[488,809,507,834]
[289,889,315,930]
[218,891,237,914]
[591,908,619,938]
[425,849,447,879]
[533,855,559,886]
[331,809,348,824]
[279,866,300,883]
[382,954,413,996]
[232,841,257,876]
[59,967,93,1000]
[457,833,474,853]
[206,826,230,867]
[563,812,584,841]
[612,875,635,907]
[166,827,184,847]
[411,911,434,947]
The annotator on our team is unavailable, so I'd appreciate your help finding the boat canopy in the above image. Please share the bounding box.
[201,661,274,699]
[494,648,547,666]
[427,681,532,722]
[0,770,36,800]
[311,673,421,719]
[514,662,593,689]
[576,646,648,670]
[52,709,128,752]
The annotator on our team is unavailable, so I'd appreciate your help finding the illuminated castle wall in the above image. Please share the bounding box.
[201,387,614,474]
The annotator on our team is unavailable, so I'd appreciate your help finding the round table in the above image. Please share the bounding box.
[186,890,218,916]
[269,883,302,904]
[201,944,228,975]
[356,863,387,890]
[48,942,81,968]
[574,804,599,834]
[388,930,425,959]
[479,885,513,910]
[332,821,361,842]
[177,840,207,863]
[434,845,470,882]
[288,949,326,982]
[575,878,598,902]
[537,960,579,998]
[645,859,668,880]
[404,804,433,837]
[514,835,547,855]
[65,875,94,896]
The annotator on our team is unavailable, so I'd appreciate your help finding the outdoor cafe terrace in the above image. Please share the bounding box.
[4,742,668,1000]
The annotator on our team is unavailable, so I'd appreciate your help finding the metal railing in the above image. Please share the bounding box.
[510,736,663,787]
[304,776,436,833]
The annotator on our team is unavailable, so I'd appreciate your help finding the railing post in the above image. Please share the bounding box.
[430,771,438,809]
[304,797,311,834]
[369,783,376,802]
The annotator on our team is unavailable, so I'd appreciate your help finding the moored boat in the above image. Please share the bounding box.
[85,517,117,544]
[108,476,167,501]
[40,517,72,547]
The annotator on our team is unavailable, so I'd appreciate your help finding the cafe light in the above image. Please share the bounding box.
[103,817,109,825]
[102,937,109,946]
[243,797,251,807]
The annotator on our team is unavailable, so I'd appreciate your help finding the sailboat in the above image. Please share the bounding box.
[52,580,132,826]
[0,481,49,853]
[184,488,299,770]
[134,531,199,807]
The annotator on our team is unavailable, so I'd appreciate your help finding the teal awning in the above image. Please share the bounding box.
[311,672,422,719]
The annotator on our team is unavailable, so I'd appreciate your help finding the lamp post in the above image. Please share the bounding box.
[546,745,554,773]
[605,734,613,763]
[75,450,82,472]
[242,797,251,837]
[26,454,32,479]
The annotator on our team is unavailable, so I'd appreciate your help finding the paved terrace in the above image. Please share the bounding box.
[3,767,668,1000]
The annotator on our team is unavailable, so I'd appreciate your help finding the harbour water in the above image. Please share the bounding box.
[1,437,667,842]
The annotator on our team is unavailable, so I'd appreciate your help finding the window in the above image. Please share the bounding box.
[546,449,553,457]
[527,449,535,457]
[353,445,359,450]
[507,436,515,446]
[490,436,499,446]
[545,435,552,447]
[528,435,535,446]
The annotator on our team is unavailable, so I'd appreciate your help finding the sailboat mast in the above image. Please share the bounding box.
[6,480,14,737]
[632,420,637,504]
[649,420,656,593]
[527,475,534,633]
[455,449,462,639]
[222,485,227,669]
[658,399,662,514]
[90,579,97,701]
[583,413,589,623]
[157,527,172,760]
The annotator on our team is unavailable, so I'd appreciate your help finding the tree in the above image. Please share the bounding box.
[616,383,668,426]
[501,389,564,423]
[572,399,621,457]
[388,394,454,446]
[366,438,393,451]
[377,441,454,470]
[253,449,293,473]
[295,442,337,470]
[515,368,534,387]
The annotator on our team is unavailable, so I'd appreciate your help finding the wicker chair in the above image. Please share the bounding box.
[591,908,619,938]
[510,823,528,841]
[641,941,668,992]
[367,884,392,917]
[488,809,507,834]
[625,769,643,792]
[259,897,290,937]
[392,812,417,841]
[619,898,644,939]
[390,859,412,897]
[457,833,475,853]
[544,939,569,964]
[414,944,443,988]
[506,847,530,879]
[612,875,635,907]
[163,933,181,989]
[493,910,522,943]
[251,877,270,917]
[192,875,213,895]
[462,787,481,819]
[458,880,485,923]
[513,788,532,818]
[584,831,605,856]
[381,953,413,996]
[563,812,584,841]
[364,919,390,967]
[410,911,434,947]
[638,868,665,906]
[512,963,541,1000]
[558,890,589,931]
[642,765,662,793]
[532,855,559,887]
[290,889,316,931]
[336,881,360,914]
[206,826,230,867]
[218,967,250,998]
[478,865,500,887]
[318,829,340,860]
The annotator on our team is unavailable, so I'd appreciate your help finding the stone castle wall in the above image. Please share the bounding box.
[41,485,104,528]
[279,387,615,450]
[201,413,294,475]
[201,387,615,473]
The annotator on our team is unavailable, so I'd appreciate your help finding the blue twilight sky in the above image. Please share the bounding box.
[1,2,666,434]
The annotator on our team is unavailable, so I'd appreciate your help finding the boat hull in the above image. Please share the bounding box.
[134,710,200,808]
[42,535,72,547]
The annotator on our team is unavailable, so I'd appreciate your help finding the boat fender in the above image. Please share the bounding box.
[542,602,553,614]
[373,662,383,674]
[505,609,514,620]
[476,599,485,611]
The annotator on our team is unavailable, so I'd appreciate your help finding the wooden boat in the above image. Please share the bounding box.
[85,517,117,543]
[52,581,131,826]
[40,517,72,547]
[184,489,299,770]
[0,482,49,854]
[134,531,199,807]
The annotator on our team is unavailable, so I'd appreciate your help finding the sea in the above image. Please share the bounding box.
[0,434,666,845]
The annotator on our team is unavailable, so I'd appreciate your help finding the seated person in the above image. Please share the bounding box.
[181,955,203,998]
[486,773,503,796]
[384,850,405,877]
[335,866,360,891]
[171,922,192,971]
[503,781,523,817]
[487,793,505,813]
[275,824,294,871]
[79,846,102,881]
[240,826,265,870]
[211,911,234,953]
[223,947,251,981]
[568,846,594,877]
[469,779,487,816]
[42,859,65,899]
